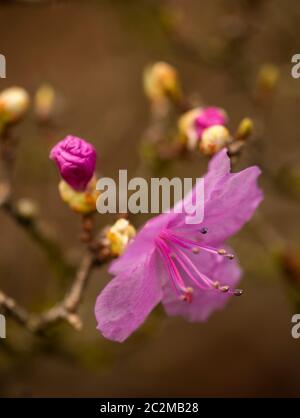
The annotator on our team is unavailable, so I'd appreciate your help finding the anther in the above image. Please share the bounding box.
[180,287,194,303]
[200,227,208,234]
[220,285,230,293]
[226,254,235,260]
[218,249,227,255]
[212,281,220,289]
[192,247,200,254]
[233,289,243,296]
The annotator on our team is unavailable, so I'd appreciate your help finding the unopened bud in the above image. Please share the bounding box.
[199,125,231,155]
[0,87,30,124]
[195,107,227,138]
[34,84,55,122]
[178,107,228,151]
[106,218,136,256]
[16,198,39,220]
[178,108,203,136]
[177,107,202,149]
[236,117,253,141]
[143,62,181,103]
[256,64,280,97]
[58,176,100,214]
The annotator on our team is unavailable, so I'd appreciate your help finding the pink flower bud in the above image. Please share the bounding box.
[194,107,227,138]
[50,135,97,191]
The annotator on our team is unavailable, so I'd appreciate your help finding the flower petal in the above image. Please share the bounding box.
[95,252,162,342]
[109,213,171,275]
[162,247,241,321]
[170,150,262,243]
[168,149,231,229]
[199,165,263,243]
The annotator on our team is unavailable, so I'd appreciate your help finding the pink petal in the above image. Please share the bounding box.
[200,165,263,243]
[169,150,262,244]
[168,150,231,229]
[95,253,162,342]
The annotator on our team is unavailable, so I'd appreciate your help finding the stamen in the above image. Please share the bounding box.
[165,232,234,260]
[171,245,215,289]
[156,230,243,303]
[200,227,208,234]
[217,249,226,255]
[180,287,194,303]
[157,238,199,304]
[227,254,235,260]
[163,247,201,301]
[218,248,235,259]
[155,239,182,296]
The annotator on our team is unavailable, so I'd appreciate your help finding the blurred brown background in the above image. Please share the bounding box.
[0,0,300,397]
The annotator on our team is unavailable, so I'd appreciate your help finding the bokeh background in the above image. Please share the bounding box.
[0,0,300,397]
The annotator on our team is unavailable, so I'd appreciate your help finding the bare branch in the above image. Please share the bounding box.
[0,290,30,327]
[0,251,105,334]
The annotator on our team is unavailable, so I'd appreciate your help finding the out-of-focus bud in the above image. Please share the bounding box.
[178,106,227,151]
[50,135,97,192]
[199,125,231,155]
[235,117,254,141]
[194,107,227,138]
[0,87,30,124]
[15,198,39,220]
[177,107,203,146]
[58,176,100,214]
[34,84,55,122]
[143,62,181,103]
[256,64,280,98]
[106,218,136,256]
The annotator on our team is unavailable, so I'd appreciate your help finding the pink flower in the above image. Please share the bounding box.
[194,107,227,138]
[95,150,263,342]
[50,135,97,191]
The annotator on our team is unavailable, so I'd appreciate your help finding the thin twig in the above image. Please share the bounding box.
[32,252,96,333]
[0,290,30,327]
[0,251,105,334]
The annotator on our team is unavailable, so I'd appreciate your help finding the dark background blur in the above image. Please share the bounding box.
[0,0,300,397]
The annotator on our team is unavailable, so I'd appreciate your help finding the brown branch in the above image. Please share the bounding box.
[0,251,106,334]
[0,191,111,334]
[32,252,96,333]
[0,290,30,327]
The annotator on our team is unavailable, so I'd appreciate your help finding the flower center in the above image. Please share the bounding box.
[155,228,243,303]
